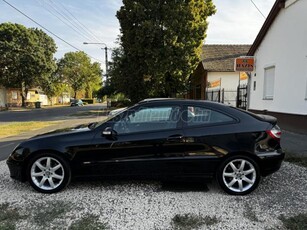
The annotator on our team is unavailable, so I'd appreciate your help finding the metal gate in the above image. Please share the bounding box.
[206,85,248,109]
[236,85,248,110]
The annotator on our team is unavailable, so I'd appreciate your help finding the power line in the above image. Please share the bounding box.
[41,0,104,50]
[53,0,103,43]
[45,0,96,42]
[1,0,103,63]
[34,0,95,42]
[250,0,266,19]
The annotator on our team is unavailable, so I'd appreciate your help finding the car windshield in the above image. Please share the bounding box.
[88,106,130,129]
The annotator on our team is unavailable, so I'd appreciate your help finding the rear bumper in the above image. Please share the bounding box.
[256,150,285,176]
[6,159,26,182]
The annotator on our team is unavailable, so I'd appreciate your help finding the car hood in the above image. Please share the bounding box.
[31,123,92,140]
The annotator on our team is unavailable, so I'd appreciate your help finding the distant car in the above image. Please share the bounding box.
[7,99,284,195]
[70,99,83,107]
[108,107,127,117]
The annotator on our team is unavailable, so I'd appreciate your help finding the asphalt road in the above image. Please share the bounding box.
[0,104,107,161]
[0,104,106,122]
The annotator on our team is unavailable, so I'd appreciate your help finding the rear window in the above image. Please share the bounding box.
[187,106,234,126]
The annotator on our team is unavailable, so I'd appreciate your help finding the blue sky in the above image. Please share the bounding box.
[0,0,275,67]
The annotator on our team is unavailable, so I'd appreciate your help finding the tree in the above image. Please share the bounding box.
[84,62,102,98]
[40,69,69,104]
[57,51,102,99]
[0,23,57,106]
[110,0,215,103]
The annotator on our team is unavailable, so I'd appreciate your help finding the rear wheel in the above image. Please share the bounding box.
[217,155,260,195]
[27,153,71,193]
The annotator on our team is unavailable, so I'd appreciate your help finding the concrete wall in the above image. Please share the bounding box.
[249,0,307,115]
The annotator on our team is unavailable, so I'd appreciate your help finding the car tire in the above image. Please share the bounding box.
[217,155,260,195]
[27,153,71,193]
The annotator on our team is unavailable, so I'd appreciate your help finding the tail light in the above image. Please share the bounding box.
[266,125,281,141]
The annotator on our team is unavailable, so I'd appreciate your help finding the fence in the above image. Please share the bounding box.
[206,85,248,109]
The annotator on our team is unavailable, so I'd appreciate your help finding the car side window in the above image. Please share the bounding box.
[113,106,180,134]
[186,106,234,126]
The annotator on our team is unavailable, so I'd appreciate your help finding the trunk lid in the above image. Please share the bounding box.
[255,114,277,125]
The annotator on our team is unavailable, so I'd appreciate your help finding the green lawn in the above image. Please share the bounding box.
[0,121,59,138]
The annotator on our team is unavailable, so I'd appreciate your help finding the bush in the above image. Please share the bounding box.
[81,98,95,104]
[111,99,131,108]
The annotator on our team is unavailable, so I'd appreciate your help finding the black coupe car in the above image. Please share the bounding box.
[7,99,284,195]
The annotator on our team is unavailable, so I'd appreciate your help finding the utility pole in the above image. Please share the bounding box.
[83,42,109,81]
[104,46,108,81]
[83,42,111,107]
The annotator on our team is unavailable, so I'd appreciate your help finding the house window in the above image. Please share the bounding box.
[12,91,17,100]
[263,66,275,100]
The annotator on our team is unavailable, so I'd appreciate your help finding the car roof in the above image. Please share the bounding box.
[138,98,225,107]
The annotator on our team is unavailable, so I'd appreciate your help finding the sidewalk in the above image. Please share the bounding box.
[281,130,307,156]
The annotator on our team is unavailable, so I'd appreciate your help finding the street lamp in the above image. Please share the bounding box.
[83,42,109,81]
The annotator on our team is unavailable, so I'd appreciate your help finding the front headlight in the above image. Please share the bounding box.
[10,145,27,161]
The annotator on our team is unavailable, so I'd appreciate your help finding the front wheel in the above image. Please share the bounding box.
[217,155,260,195]
[27,153,71,193]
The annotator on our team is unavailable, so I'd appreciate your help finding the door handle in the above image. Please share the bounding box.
[167,135,184,142]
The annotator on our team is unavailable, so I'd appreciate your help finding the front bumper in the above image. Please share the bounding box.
[6,158,26,182]
[256,150,285,176]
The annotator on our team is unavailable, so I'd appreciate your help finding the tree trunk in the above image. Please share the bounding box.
[74,91,77,99]
[21,82,28,107]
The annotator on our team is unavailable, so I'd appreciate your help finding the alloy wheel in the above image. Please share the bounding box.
[222,159,256,193]
[30,157,65,191]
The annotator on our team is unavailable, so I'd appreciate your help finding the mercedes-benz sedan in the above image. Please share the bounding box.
[7,99,284,195]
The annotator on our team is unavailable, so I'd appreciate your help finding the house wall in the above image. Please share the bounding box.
[26,90,40,102]
[207,72,247,106]
[0,87,7,108]
[39,94,49,106]
[6,88,22,107]
[207,72,247,90]
[249,0,307,115]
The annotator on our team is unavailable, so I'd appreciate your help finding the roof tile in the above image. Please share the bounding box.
[202,45,251,72]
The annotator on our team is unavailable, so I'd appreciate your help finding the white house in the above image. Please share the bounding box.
[188,45,250,106]
[247,0,307,132]
[203,45,250,90]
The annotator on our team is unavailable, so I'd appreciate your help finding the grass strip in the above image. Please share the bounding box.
[0,203,26,230]
[69,214,109,230]
[171,213,219,230]
[0,121,59,138]
[280,213,307,230]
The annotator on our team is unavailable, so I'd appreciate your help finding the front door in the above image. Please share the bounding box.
[88,104,185,177]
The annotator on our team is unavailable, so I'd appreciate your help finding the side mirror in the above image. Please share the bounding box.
[102,127,117,137]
